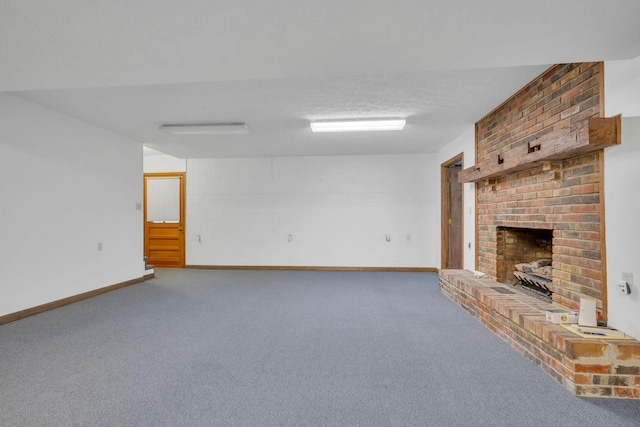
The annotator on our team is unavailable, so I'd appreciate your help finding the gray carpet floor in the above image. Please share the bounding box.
[1,269,638,426]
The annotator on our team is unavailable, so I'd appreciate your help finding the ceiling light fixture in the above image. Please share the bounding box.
[310,118,406,133]
[159,123,250,135]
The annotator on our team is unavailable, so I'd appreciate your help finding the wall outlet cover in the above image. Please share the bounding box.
[618,280,631,295]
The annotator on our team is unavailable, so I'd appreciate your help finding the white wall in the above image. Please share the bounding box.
[604,56,640,339]
[605,56,640,118]
[143,151,186,172]
[186,154,438,267]
[0,94,144,317]
[436,126,476,271]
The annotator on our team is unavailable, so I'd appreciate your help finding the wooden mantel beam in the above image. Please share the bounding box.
[458,115,621,183]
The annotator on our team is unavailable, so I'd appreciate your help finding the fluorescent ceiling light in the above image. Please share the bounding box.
[159,123,250,135]
[310,119,406,133]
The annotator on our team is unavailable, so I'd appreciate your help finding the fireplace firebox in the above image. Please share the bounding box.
[496,226,553,300]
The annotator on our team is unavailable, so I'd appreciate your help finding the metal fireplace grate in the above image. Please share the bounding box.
[513,271,552,302]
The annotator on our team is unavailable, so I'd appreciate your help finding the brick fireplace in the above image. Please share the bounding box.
[461,62,616,318]
[440,63,640,399]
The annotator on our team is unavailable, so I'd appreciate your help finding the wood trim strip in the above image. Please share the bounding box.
[597,60,608,321]
[474,181,479,272]
[599,60,606,117]
[186,265,438,273]
[0,276,149,326]
[599,149,608,322]
[475,123,479,272]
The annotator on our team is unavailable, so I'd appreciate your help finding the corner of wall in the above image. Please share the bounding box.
[604,57,640,339]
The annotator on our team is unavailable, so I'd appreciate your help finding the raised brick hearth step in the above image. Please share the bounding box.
[439,269,640,399]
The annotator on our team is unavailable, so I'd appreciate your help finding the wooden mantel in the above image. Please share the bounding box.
[459,115,621,183]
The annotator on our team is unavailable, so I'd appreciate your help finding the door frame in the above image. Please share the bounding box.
[143,172,186,268]
[440,153,464,270]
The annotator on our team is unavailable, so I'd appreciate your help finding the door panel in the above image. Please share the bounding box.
[448,164,463,269]
[441,154,464,270]
[144,173,185,268]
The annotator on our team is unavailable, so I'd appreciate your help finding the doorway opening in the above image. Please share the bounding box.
[441,154,464,269]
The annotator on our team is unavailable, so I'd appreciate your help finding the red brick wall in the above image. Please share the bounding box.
[475,63,604,312]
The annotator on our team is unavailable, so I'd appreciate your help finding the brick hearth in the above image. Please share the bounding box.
[439,269,640,398]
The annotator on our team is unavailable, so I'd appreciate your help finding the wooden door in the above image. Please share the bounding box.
[144,173,185,268]
[441,154,464,269]
[447,164,463,269]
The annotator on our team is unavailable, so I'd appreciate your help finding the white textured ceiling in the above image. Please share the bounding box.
[3,0,640,158]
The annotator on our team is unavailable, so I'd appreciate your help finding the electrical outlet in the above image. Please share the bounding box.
[288,234,292,242]
[98,242,102,251]
[406,234,411,241]
[386,234,391,242]
[618,280,631,295]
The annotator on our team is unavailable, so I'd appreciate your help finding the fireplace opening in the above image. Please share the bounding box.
[496,227,553,301]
